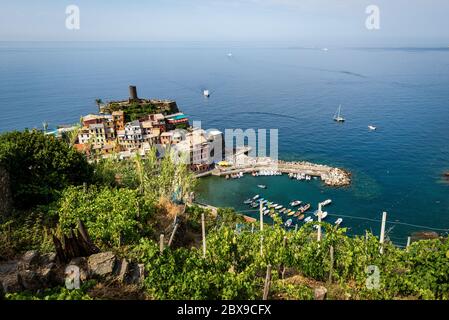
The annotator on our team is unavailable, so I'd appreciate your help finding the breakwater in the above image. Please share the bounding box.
[202,157,351,187]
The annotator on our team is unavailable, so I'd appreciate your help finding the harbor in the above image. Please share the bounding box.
[200,156,351,187]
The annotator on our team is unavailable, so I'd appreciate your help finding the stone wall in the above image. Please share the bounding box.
[0,166,13,216]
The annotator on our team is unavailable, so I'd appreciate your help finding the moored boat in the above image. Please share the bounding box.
[290,200,302,207]
[298,203,311,213]
[304,216,313,223]
[335,218,343,226]
[253,194,260,200]
[257,184,267,189]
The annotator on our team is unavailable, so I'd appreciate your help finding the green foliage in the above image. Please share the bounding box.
[0,211,54,258]
[93,149,196,204]
[57,186,154,248]
[0,130,93,209]
[128,218,449,300]
[5,280,96,300]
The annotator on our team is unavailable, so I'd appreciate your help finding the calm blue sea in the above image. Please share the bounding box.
[1,42,448,244]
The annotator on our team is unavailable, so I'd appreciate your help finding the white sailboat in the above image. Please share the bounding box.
[333,105,345,122]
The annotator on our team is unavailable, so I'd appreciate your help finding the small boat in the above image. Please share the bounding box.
[227,53,233,57]
[298,203,311,214]
[297,214,305,221]
[333,104,345,122]
[287,210,295,216]
[290,200,302,207]
[321,199,332,206]
[285,219,293,227]
[304,216,313,223]
[263,209,270,215]
[203,90,210,97]
[335,218,343,226]
[253,195,260,200]
[275,205,283,210]
[317,211,328,219]
[243,199,252,204]
[279,208,287,214]
[257,185,267,189]
[368,125,377,131]
[251,202,258,208]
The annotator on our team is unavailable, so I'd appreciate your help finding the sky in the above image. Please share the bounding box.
[0,0,448,46]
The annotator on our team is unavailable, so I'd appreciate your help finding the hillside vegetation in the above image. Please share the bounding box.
[1,130,449,300]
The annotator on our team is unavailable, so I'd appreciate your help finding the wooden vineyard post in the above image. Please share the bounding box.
[280,236,287,280]
[328,245,334,285]
[260,201,264,256]
[201,213,206,258]
[317,203,322,242]
[168,223,178,247]
[263,264,272,300]
[379,211,387,254]
[160,234,164,254]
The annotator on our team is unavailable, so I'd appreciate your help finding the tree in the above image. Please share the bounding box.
[0,130,93,209]
[95,99,103,112]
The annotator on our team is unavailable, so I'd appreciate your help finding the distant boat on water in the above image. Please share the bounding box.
[333,105,345,122]
[257,184,267,189]
[368,125,377,131]
[203,90,210,97]
[227,53,233,57]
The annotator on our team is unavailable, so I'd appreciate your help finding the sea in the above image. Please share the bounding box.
[1,41,448,245]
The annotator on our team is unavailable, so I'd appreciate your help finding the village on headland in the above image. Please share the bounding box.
[46,85,351,187]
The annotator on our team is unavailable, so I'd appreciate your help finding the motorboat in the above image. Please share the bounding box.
[243,199,252,204]
[285,219,293,227]
[253,195,260,200]
[368,125,377,131]
[290,200,302,207]
[203,90,210,97]
[297,214,305,221]
[335,218,343,226]
[319,211,328,219]
[321,199,332,206]
[257,185,267,189]
[298,203,311,214]
[275,205,283,210]
[304,216,313,223]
